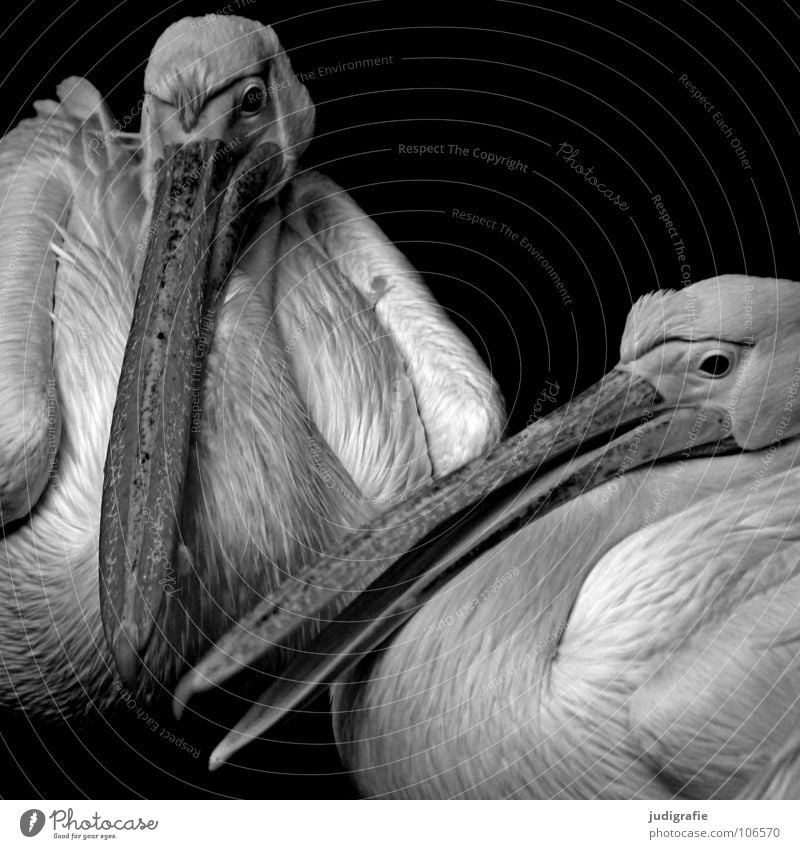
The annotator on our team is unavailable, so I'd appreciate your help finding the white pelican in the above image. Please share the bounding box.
[186,274,800,799]
[0,14,503,719]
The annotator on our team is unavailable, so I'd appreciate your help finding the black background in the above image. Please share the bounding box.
[0,0,799,798]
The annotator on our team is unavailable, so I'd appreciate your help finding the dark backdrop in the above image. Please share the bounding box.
[0,0,798,798]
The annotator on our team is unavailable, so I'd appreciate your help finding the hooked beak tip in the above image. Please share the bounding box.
[171,694,186,722]
[208,747,229,773]
[171,669,202,720]
[111,624,146,690]
[208,722,263,772]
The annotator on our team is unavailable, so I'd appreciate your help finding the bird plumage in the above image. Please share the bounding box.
[328,277,800,798]
[0,78,143,717]
[191,274,800,799]
[331,453,800,797]
[0,15,503,719]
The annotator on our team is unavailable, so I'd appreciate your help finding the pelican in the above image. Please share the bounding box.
[0,14,503,720]
[185,274,800,799]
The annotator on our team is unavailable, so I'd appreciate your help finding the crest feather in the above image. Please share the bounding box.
[620,275,800,361]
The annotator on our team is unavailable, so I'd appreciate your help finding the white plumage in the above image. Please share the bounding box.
[0,15,503,719]
[193,274,800,799]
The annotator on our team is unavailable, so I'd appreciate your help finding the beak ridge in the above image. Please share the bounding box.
[100,140,282,685]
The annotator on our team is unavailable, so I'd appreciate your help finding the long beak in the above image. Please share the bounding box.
[99,139,281,687]
[178,369,736,770]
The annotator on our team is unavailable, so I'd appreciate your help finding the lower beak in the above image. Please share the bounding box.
[99,139,281,687]
[175,368,737,768]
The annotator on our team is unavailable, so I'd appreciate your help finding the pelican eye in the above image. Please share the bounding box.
[698,352,732,377]
[240,83,267,115]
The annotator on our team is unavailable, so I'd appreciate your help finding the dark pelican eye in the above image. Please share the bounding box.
[240,83,266,115]
[698,352,732,377]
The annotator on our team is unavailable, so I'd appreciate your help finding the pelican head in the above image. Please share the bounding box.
[619,274,800,449]
[98,16,314,686]
[141,15,314,198]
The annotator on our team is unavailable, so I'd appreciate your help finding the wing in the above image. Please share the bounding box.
[273,170,505,503]
[613,475,800,798]
[0,76,144,525]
